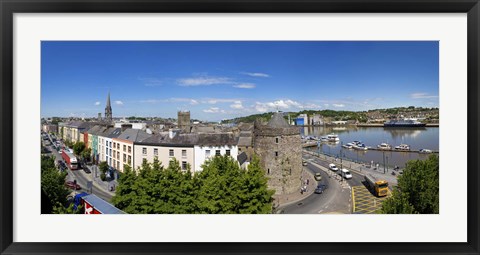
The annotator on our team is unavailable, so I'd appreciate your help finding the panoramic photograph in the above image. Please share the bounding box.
[40,41,439,214]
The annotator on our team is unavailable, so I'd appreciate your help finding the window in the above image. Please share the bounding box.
[276,137,279,143]
[215,150,221,156]
[205,150,210,157]
[106,140,108,146]
[154,148,158,156]
[142,147,147,155]
[123,154,126,163]
[128,146,131,153]
[275,151,278,157]
[123,145,126,152]
[109,149,112,156]
[117,152,120,159]
[113,142,116,148]
[169,149,174,157]
[128,155,131,165]
[226,150,231,156]
[117,161,120,169]
[109,141,112,147]
[182,161,187,171]
[182,150,187,158]
[268,168,270,175]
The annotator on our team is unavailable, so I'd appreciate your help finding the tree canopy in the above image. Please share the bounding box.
[41,155,71,213]
[381,154,439,214]
[112,155,274,214]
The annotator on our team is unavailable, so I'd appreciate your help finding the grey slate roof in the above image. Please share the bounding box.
[138,132,237,147]
[87,125,105,136]
[237,152,248,165]
[107,128,122,138]
[267,112,290,128]
[237,136,252,147]
[138,132,198,146]
[197,133,236,146]
[116,128,152,142]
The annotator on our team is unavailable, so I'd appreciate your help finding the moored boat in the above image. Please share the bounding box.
[394,144,410,151]
[377,143,392,150]
[419,148,432,153]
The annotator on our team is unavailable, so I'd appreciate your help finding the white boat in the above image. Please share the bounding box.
[377,143,392,150]
[352,141,368,151]
[419,148,432,153]
[395,144,410,151]
[342,144,353,149]
[327,133,340,142]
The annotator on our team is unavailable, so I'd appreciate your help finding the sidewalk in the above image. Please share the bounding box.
[83,165,117,196]
[273,167,317,209]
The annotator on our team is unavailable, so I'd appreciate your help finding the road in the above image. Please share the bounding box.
[281,156,351,214]
[42,134,114,202]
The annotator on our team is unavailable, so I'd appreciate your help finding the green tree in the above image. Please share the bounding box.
[99,161,109,181]
[52,203,84,214]
[41,155,70,213]
[73,141,86,155]
[81,147,92,161]
[381,155,439,214]
[112,155,274,214]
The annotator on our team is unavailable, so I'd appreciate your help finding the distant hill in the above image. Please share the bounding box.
[221,106,439,124]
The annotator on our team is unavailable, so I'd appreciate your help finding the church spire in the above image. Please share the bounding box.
[105,92,112,123]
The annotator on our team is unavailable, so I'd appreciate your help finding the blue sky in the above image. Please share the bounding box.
[41,41,439,121]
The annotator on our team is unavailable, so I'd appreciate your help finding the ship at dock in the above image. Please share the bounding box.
[384,118,426,128]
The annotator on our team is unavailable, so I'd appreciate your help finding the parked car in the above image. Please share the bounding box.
[65,181,81,190]
[329,163,339,171]
[314,172,322,181]
[314,184,327,194]
[82,163,91,174]
[302,160,308,166]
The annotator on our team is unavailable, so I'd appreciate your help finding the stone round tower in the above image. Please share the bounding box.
[254,112,302,195]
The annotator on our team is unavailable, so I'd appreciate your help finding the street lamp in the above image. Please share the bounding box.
[386,156,389,172]
[383,151,386,174]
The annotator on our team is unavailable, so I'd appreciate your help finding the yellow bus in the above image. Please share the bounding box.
[364,174,389,197]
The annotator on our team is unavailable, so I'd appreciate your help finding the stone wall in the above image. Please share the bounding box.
[254,132,302,195]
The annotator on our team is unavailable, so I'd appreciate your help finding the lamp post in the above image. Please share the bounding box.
[383,151,386,174]
[386,156,389,172]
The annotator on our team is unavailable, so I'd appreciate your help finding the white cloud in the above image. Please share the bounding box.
[203,98,239,104]
[233,83,256,89]
[203,107,226,113]
[170,98,199,105]
[177,76,232,86]
[242,72,270,78]
[139,77,163,87]
[410,93,438,99]
[230,101,244,109]
[254,99,310,112]
[114,101,124,105]
[332,103,345,108]
[94,101,101,106]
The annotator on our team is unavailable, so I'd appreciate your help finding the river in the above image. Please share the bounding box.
[302,126,439,168]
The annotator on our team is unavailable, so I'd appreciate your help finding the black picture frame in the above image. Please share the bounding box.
[1,1,479,254]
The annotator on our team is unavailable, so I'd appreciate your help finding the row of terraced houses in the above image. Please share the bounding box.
[58,121,242,174]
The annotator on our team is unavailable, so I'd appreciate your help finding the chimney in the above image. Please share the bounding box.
[169,128,179,139]
[121,124,132,131]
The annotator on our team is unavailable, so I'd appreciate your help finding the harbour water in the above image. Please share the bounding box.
[302,126,439,169]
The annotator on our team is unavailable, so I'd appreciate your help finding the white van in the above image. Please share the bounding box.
[339,168,353,179]
[329,163,339,171]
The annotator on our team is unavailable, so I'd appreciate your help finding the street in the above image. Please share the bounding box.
[42,134,114,202]
[280,155,352,214]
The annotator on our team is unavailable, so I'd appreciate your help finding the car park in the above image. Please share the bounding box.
[314,184,327,194]
[314,172,322,181]
[65,181,81,190]
[329,163,339,171]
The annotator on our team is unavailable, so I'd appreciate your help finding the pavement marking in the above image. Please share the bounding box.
[352,185,391,214]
